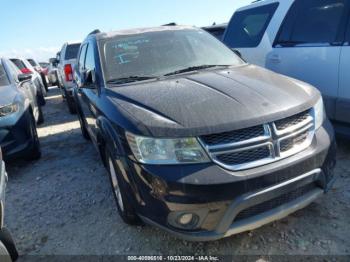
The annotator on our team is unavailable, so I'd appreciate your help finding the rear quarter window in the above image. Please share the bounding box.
[64,44,81,60]
[0,64,10,86]
[224,3,279,48]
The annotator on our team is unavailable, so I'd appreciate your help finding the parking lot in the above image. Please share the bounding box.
[4,87,350,257]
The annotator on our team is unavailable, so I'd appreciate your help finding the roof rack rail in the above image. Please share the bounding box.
[162,23,177,26]
[88,29,101,36]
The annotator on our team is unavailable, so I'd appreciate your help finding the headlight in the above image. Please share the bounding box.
[126,132,210,164]
[0,103,19,117]
[313,97,325,130]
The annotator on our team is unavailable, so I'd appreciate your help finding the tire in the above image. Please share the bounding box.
[25,112,41,161]
[77,109,90,140]
[37,105,44,125]
[41,73,49,92]
[64,89,76,114]
[0,228,18,262]
[105,148,141,225]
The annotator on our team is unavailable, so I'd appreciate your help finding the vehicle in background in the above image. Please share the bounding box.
[27,59,49,91]
[73,26,336,240]
[223,0,350,137]
[10,58,47,101]
[0,58,42,160]
[202,23,227,40]
[56,42,81,114]
[0,148,19,262]
[46,58,59,86]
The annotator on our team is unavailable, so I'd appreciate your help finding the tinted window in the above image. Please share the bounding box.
[78,44,88,72]
[10,59,27,70]
[0,64,10,86]
[64,44,81,60]
[100,29,244,82]
[27,59,38,66]
[276,0,348,46]
[85,44,95,71]
[224,3,279,48]
[347,19,350,42]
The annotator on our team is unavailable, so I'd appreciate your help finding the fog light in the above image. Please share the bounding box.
[178,213,193,225]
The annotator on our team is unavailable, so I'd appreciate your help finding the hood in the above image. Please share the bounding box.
[108,64,320,137]
[0,84,18,107]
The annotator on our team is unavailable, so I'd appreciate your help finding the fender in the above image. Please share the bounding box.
[97,115,145,206]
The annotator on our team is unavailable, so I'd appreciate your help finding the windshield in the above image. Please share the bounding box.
[0,64,10,86]
[65,44,81,60]
[100,28,244,82]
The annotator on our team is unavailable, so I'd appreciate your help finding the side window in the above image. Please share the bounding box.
[276,0,348,46]
[78,44,88,72]
[0,64,10,86]
[224,3,279,48]
[85,44,95,71]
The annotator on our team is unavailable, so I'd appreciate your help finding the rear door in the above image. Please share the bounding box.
[337,17,350,123]
[267,0,349,120]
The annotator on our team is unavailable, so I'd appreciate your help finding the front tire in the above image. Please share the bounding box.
[77,108,90,140]
[25,112,41,161]
[106,148,141,225]
[64,89,76,114]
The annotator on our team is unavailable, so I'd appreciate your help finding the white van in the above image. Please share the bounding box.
[223,0,350,136]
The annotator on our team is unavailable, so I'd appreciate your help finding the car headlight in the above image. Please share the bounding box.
[313,97,325,130]
[0,103,19,117]
[126,132,210,164]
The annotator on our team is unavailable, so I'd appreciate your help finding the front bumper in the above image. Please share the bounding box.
[119,121,336,241]
[0,111,33,160]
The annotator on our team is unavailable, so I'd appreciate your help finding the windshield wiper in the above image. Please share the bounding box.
[106,75,158,84]
[163,65,230,76]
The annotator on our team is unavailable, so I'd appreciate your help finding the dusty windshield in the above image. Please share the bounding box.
[0,64,10,86]
[100,28,244,82]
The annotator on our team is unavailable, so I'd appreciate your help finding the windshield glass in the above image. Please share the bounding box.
[65,44,81,60]
[100,28,244,82]
[0,64,10,86]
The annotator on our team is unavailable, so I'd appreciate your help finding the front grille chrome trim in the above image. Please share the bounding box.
[203,124,271,152]
[200,110,315,172]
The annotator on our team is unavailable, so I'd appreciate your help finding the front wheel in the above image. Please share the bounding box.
[64,89,76,114]
[77,108,90,140]
[25,111,41,160]
[106,149,141,225]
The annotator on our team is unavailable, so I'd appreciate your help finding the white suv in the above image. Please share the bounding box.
[56,42,81,114]
[223,0,350,136]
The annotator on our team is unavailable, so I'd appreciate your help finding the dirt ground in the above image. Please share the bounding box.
[4,87,350,259]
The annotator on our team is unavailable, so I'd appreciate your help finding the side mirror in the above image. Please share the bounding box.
[231,49,243,59]
[18,74,32,82]
[83,69,96,88]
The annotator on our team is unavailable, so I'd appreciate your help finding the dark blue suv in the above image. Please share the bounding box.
[73,26,336,241]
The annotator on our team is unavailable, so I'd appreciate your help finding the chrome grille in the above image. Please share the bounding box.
[199,109,315,171]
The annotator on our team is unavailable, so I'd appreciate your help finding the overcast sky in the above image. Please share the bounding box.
[0,0,251,62]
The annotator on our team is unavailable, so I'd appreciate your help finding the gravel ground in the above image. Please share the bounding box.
[4,87,350,259]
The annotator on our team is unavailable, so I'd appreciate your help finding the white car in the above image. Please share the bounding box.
[223,0,350,136]
[10,58,47,102]
[56,42,81,114]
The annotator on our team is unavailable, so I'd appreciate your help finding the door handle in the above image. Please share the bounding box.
[269,54,281,64]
